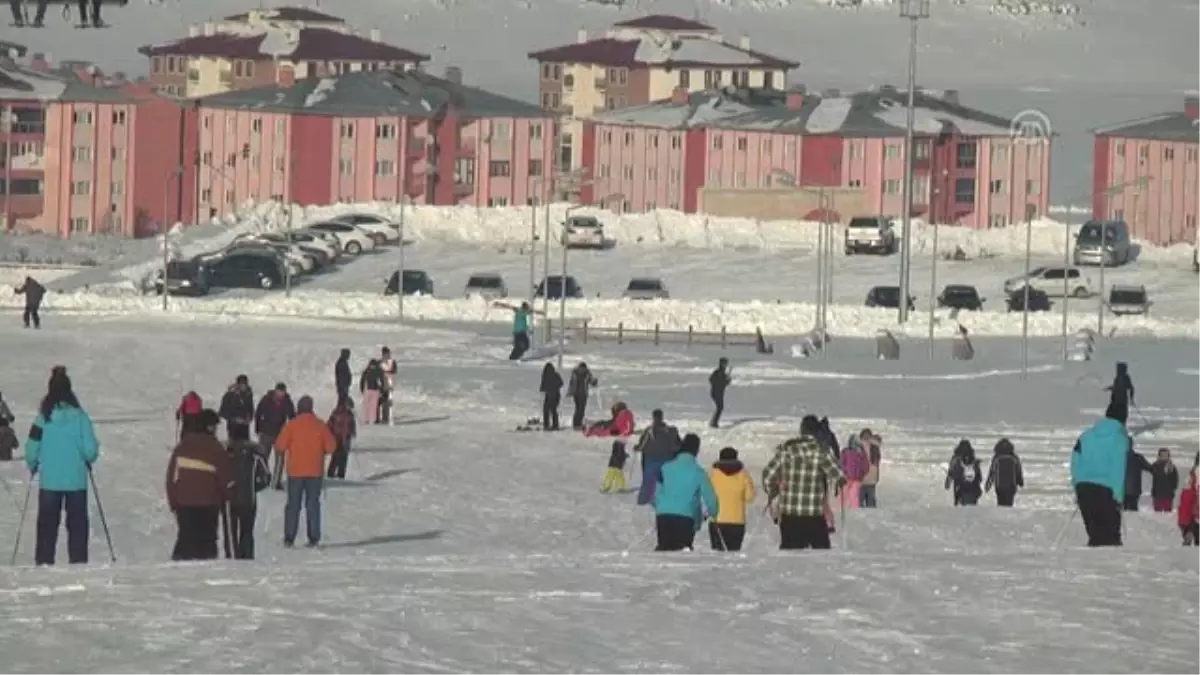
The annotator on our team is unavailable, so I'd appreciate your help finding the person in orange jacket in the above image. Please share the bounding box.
[707,447,756,551]
[273,395,337,548]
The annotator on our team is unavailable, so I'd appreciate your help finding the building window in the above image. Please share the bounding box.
[112,110,126,125]
[990,179,1003,194]
[598,164,610,178]
[225,116,236,133]
[110,146,124,161]
[487,197,510,207]
[340,122,355,139]
[529,159,543,176]
[669,169,680,184]
[760,138,772,154]
[914,141,930,160]
[992,144,1008,163]
[708,168,719,185]
[339,158,352,175]
[1186,147,1199,163]
[1164,147,1175,160]
[646,167,657,180]
[735,172,746,187]
[1113,208,1124,220]
[541,63,551,80]
[70,180,90,196]
[491,121,510,140]
[244,61,255,78]
[762,72,774,90]
[601,130,612,145]
[1026,179,1039,195]
[376,124,396,139]
[71,146,92,162]
[649,134,659,149]
[954,178,975,203]
[1138,145,1149,160]
[622,166,634,180]
[375,159,395,176]
[69,217,89,233]
[489,160,511,177]
[990,214,1007,228]
[200,188,212,202]
[679,70,690,88]
[530,123,542,140]
[623,131,632,146]
[1115,142,1125,158]
[110,181,124,196]
[225,189,235,204]
[616,68,627,84]
[884,143,901,159]
[736,137,747,151]
[621,200,631,213]
[884,179,901,195]
[711,135,723,150]
[670,135,681,149]
[704,70,722,88]
[646,201,656,211]
[849,179,862,188]
[251,118,263,133]
[273,156,286,172]
[955,142,977,169]
[72,110,93,125]
[151,56,161,73]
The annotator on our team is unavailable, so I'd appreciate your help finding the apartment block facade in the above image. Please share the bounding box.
[528,14,796,175]
[1092,96,1200,245]
[580,86,1052,228]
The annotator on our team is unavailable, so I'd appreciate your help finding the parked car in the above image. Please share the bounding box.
[327,213,402,244]
[226,240,313,274]
[298,227,345,253]
[385,269,434,296]
[253,231,341,261]
[1003,266,1093,298]
[204,250,288,290]
[622,277,670,300]
[463,273,508,299]
[864,285,915,310]
[306,221,378,255]
[236,234,333,269]
[1108,284,1152,316]
[1074,220,1132,267]
[154,259,211,296]
[1006,288,1052,312]
[844,216,898,255]
[937,284,985,311]
[535,275,584,299]
[564,215,606,249]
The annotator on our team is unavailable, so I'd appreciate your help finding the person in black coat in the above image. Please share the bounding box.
[1149,448,1179,513]
[539,363,563,431]
[945,440,983,506]
[15,276,46,329]
[218,374,255,440]
[256,383,296,489]
[1124,442,1153,511]
[567,362,598,430]
[1104,362,1135,425]
[708,358,731,428]
[334,349,352,404]
[224,424,270,560]
[984,438,1025,507]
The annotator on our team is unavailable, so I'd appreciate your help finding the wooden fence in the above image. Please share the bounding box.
[545,318,763,349]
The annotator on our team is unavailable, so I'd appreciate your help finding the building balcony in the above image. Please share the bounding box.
[406,139,428,157]
[453,182,474,197]
[550,103,574,116]
[5,122,45,135]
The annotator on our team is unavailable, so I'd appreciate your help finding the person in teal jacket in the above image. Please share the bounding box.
[653,433,719,551]
[25,370,99,565]
[1069,403,1129,547]
[494,301,539,360]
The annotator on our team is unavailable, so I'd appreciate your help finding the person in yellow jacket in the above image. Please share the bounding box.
[707,447,755,551]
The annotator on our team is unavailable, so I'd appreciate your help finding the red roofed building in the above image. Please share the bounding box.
[528,14,797,176]
[139,7,428,98]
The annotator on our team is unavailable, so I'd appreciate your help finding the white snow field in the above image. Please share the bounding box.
[0,314,1196,672]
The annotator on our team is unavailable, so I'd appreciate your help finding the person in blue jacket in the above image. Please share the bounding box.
[25,370,99,565]
[1070,403,1129,547]
[653,433,719,551]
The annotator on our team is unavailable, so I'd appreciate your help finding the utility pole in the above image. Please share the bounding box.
[897,0,929,324]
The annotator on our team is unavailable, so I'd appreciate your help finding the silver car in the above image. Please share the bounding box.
[464,273,508,299]
[622,277,670,300]
[1108,284,1151,316]
[1074,220,1132,267]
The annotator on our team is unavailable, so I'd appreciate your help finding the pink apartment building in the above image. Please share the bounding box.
[1092,95,1200,245]
[580,86,1052,227]
[194,67,556,218]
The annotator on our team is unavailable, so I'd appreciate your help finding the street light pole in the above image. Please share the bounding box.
[160,165,184,311]
[528,190,539,341]
[815,196,825,334]
[1062,203,1071,359]
[397,196,407,322]
[284,202,294,298]
[898,0,929,324]
[557,191,615,370]
[1021,208,1033,380]
[928,217,939,358]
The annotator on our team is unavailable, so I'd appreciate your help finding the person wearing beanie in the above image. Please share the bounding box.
[762,415,846,550]
[225,422,270,560]
[166,409,234,561]
[707,447,755,552]
[219,374,255,441]
[256,382,296,489]
[273,395,337,547]
[1070,403,1131,546]
[334,349,352,405]
[25,370,99,565]
[652,433,719,552]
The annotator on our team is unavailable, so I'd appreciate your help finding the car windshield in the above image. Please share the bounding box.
[1078,222,1118,242]
[467,276,502,288]
[945,286,977,298]
[872,287,900,306]
[567,216,601,229]
[541,277,575,292]
[848,217,880,229]
[402,271,426,281]
[627,279,662,291]
[1027,267,1047,277]
[1110,289,1145,304]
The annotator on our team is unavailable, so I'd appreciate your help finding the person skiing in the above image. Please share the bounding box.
[494,301,539,360]
[653,434,719,552]
[334,349,352,404]
[326,398,357,480]
[1150,448,1179,513]
[0,390,14,425]
[378,347,397,424]
[175,391,204,438]
[1103,362,1135,425]
[632,409,681,506]
[225,423,270,560]
[1123,441,1153,511]
[708,447,755,552]
[984,438,1025,507]
[539,363,563,431]
[218,375,254,441]
[0,416,17,461]
[1070,403,1130,547]
[945,440,983,506]
[255,383,296,490]
[762,415,847,550]
[274,395,337,548]
[858,429,882,508]
[25,369,99,565]
[360,359,385,425]
[14,276,46,329]
[1178,467,1198,545]
[567,362,598,431]
[166,409,233,561]
[708,358,731,428]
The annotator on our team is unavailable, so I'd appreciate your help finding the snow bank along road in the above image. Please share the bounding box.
[0,315,1195,672]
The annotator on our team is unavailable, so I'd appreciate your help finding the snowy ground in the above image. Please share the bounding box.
[0,314,1196,672]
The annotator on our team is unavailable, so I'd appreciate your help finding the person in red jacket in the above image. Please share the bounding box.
[1178,468,1198,546]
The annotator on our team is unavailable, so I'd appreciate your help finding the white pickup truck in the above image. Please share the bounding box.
[844,216,898,255]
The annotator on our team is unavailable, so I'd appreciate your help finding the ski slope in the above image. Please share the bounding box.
[0,314,1196,671]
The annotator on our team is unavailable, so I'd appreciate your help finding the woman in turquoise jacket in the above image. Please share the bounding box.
[654,434,719,551]
[25,371,99,565]
[1070,403,1129,547]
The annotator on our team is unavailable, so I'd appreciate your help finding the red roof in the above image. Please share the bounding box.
[528,37,797,69]
[139,28,429,63]
[613,15,714,31]
[223,7,345,23]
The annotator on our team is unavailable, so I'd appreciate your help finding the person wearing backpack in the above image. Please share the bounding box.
[224,423,270,560]
[984,438,1025,507]
[945,440,983,506]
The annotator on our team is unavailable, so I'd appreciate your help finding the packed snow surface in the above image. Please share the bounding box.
[0,315,1195,672]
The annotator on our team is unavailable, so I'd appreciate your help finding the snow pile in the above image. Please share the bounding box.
[2,287,1194,339]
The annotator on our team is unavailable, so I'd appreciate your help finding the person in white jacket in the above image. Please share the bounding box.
[378,347,397,425]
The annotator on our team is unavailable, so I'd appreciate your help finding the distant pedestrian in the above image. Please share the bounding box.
[567,362,598,430]
[984,438,1024,507]
[15,276,45,329]
[494,301,539,360]
[334,349,352,404]
[762,415,846,550]
[539,363,563,431]
[326,398,356,479]
[1150,448,1179,513]
[945,440,983,506]
[708,358,732,428]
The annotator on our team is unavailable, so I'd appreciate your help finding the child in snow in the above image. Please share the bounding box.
[360,359,385,425]
[586,401,634,437]
[0,416,17,461]
[945,440,983,506]
[984,438,1025,507]
[601,441,629,493]
[1178,468,1198,545]
[859,430,882,508]
[176,390,203,438]
[708,447,755,551]
[840,435,869,510]
[1150,448,1179,513]
[326,398,357,480]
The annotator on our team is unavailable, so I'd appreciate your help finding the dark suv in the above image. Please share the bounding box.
[865,285,915,310]
[205,250,288,290]
[938,284,985,311]
[385,270,434,296]
[535,275,584,300]
[155,260,211,296]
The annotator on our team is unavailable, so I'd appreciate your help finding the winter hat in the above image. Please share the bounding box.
[679,433,701,456]
[236,374,249,385]
[651,409,664,422]
[719,447,738,461]
[340,349,350,359]
[296,395,314,414]
[994,438,1014,455]
[800,415,821,437]
[275,382,288,392]
[382,346,391,356]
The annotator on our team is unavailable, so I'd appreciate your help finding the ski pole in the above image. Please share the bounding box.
[88,468,117,563]
[220,504,233,559]
[1052,508,1078,550]
[711,517,730,552]
[9,476,33,566]
[622,520,656,555]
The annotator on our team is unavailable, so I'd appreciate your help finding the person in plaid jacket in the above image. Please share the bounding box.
[762,415,847,550]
